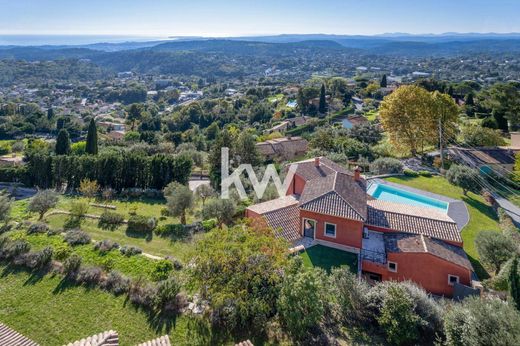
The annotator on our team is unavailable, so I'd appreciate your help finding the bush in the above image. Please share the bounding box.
[120,245,142,257]
[47,228,63,236]
[93,239,119,254]
[98,211,125,231]
[63,254,82,277]
[404,169,419,177]
[76,266,103,286]
[0,239,31,260]
[24,246,53,269]
[370,157,403,175]
[64,229,91,246]
[102,270,131,295]
[154,276,182,313]
[53,243,72,261]
[154,224,188,239]
[27,222,49,235]
[63,216,82,230]
[151,259,174,281]
[128,278,157,309]
[202,218,218,232]
[475,231,515,274]
[445,297,520,346]
[127,215,156,234]
[418,170,432,177]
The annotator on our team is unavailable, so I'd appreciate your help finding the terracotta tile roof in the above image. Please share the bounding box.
[256,137,308,159]
[449,146,516,165]
[65,330,118,346]
[263,203,301,242]
[246,195,299,215]
[235,340,254,346]
[0,323,39,346]
[137,335,171,346]
[384,233,472,270]
[290,156,351,181]
[366,200,461,243]
[299,172,367,221]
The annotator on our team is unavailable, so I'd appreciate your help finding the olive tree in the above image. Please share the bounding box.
[164,182,193,225]
[28,189,59,220]
[475,231,515,274]
[446,165,482,196]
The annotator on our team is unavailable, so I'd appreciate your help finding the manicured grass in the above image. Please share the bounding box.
[0,265,191,346]
[385,176,501,279]
[301,245,358,273]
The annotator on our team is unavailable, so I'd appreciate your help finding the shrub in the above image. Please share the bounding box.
[151,259,174,281]
[53,243,72,261]
[377,285,422,346]
[76,266,103,286]
[64,229,91,246]
[93,239,119,254]
[27,222,49,235]
[98,211,125,231]
[102,270,131,295]
[165,256,183,271]
[47,228,63,236]
[444,297,520,346]
[202,218,218,232]
[69,200,89,218]
[154,224,188,239]
[34,246,53,269]
[63,216,82,230]
[403,169,419,177]
[154,276,182,313]
[128,278,157,309]
[418,170,432,177]
[120,245,142,257]
[127,215,156,234]
[278,268,328,338]
[63,254,82,277]
[475,231,515,274]
[370,157,403,175]
[0,239,31,260]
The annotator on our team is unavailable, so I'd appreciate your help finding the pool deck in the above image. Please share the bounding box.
[369,179,470,231]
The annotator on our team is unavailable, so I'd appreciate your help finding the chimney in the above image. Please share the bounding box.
[354,166,361,181]
[314,157,320,167]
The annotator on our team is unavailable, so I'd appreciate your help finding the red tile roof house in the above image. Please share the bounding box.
[245,157,473,297]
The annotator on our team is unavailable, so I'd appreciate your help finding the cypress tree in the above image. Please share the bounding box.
[318,84,327,114]
[509,256,520,310]
[380,74,388,88]
[55,129,71,155]
[86,118,98,155]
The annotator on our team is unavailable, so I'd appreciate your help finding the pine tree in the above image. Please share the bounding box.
[55,129,71,155]
[380,74,388,88]
[465,92,474,106]
[509,256,520,310]
[318,84,327,114]
[86,118,98,155]
[47,107,54,120]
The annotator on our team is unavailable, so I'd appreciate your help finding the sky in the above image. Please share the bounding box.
[0,0,519,37]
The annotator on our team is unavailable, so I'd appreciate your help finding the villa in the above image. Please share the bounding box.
[246,157,474,297]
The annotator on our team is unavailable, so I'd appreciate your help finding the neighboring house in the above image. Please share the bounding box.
[0,155,24,166]
[264,116,311,134]
[246,157,473,297]
[106,130,126,141]
[449,146,517,175]
[97,121,126,132]
[256,136,308,161]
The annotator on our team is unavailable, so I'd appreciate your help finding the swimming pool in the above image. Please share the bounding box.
[367,183,449,212]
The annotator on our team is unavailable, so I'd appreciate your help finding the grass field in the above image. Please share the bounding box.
[385,175,501,279]
[0,265,192,346]
[301,245,358,273]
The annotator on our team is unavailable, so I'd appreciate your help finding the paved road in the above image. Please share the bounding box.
[494,194,520,227]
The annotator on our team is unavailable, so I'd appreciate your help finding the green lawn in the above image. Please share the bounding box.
[13,196,199,261]
[385,176,501,279]
[301,245,358,273]
[0,265,191,346]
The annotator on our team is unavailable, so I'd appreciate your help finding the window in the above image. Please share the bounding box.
[388,261,397,272]
[448,275,459,286]
[324,222,336,238]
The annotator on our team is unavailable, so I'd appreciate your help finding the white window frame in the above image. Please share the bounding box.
[302,218,317,240]
[448,274,459,286]
[324,222,337,238]
[388,261,398,272]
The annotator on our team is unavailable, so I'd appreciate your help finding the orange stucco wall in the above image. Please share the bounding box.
[362,252,472,297]
[299,209,363,249]
[286,174,306,195]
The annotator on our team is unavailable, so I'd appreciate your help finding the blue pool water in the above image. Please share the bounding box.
[367,183,448,212]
